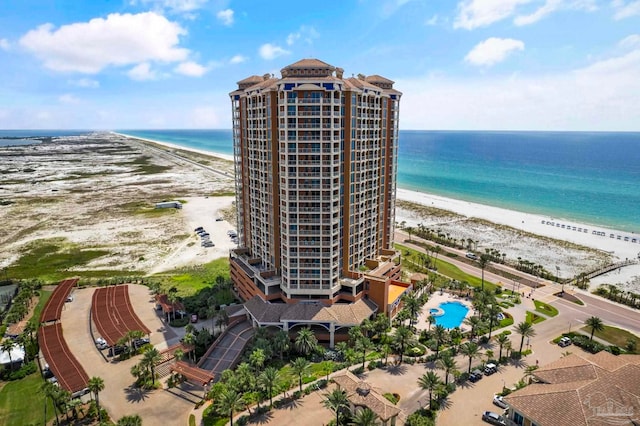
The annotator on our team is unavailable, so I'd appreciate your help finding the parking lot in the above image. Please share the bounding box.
[60,284,193,422]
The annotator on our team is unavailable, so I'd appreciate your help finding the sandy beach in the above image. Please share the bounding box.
[1,131,637,293]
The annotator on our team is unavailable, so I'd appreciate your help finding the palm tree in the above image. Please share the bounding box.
[294,327,318,357]
[182,333,195,362]
[392,325,415,364]
[515,322,536,354]
[418,371,441,409]
[291,357,311,393]
[88,376,105,422]
[272,329,290,360]
[463,316,483,340]
[215,388,245,426]
[432,325,448,359]
[322,388,349,425]
[585,316,605,341]
[486,304,502,339]
[351,407,379,426]
[320,360,334,381]
[479,254,491,291]
[436,353,458,385]
[142,347,161,385]
[523,365,539,384]
[117,414,143,426]
[249,348,266,374]
[173,348,185,362]
[460,342,480,374]
[41,381,61,426]
[427,315,436,331]
[496,334,509,360]
[403,293,422,328]
[259,367,280,407]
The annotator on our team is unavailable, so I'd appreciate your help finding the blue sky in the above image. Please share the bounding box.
[0,0,639,130]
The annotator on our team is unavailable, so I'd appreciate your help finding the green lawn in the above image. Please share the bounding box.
[526,311,546,324]
[395,243,496,290]
[29,289,52,327]
[156,257,231,296]
[0,372,54,426]
[580,325,639,351]
[534,300,559,317]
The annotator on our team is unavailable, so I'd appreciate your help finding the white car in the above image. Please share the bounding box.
[493,395,508,409]
[95,337,108,350]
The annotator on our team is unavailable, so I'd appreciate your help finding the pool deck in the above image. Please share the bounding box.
[415,292,474,331]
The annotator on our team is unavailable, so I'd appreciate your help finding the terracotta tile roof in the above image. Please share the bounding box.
[283,58,335,69]
[243,296,376,326]
[365,74,395,84]
[504,353,640,426]
[237,75,263,85]
[332,371,401,421]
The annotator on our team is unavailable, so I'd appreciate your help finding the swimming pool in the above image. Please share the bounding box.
[433,301,470,329]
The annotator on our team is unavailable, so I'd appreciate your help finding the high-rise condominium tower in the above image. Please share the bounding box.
[229,59,402,306]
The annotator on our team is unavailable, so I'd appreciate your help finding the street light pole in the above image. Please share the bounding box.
[556,265,563,295]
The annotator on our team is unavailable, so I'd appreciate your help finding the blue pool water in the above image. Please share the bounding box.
[434,302,469,329]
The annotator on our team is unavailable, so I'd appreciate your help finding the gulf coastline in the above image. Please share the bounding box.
[118,129,640,234]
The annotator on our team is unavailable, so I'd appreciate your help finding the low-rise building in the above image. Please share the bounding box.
[504,351,640,426]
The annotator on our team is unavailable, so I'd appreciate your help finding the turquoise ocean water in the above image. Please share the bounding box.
[3,129,639,232]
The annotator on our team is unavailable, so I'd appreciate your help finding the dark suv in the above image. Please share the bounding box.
[469,369,483,382]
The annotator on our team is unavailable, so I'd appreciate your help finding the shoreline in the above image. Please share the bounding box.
[396,188,640,262]
[112,131,639,262]
[112,131,234,162]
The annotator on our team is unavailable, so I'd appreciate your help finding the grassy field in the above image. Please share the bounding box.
[0,372,54,426]
[7,238,111,282]
[533,300,559,317]
[29,289,52,327]
[156,257,231,296]
[395,243,496,290]
[580,325,639,352]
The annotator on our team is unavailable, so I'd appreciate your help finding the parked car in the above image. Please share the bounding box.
[558,336,572,347]
[484,363,498,375]
[482,411,506,425]
[108,345,127,357]
[493,395,508,409]
[191,314,198,323]
[469,369,483,382]
[133,337,150,350]
[66,295,74,302]
[215,218,223,221]
[95,337,108,350]
[466,252,478,260]
[194,226,204,232]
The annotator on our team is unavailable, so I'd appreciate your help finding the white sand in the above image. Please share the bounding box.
[396,188,640,262]
[113,132,234,162]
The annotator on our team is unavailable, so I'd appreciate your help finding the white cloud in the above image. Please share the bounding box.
[69,78,100,88]
[230,54,247,64]
[129,0,208,13]
[619,34,640,49]
[613,0,640,19]
[465,37,525,66]
[396,45,640,131]
[59,94,80,104]
[425,15,440,25]
[515,0,596,25]
[0,38,10,51]
[19,12,189,74]
[286,25,319,46]
[454,0,532,30]
[216,9,235,26]
[259,43,290,60]
[127,63,157,81]
[174,61,207,77]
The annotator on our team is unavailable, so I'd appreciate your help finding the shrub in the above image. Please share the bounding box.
[3,361,37,381]
[368,360,381,370]
[351,366,365,375]
[292,390,302,399]
[169,317,189,327]
[384,392,399,404]
[572,335,605,354]
[606,345,622,355]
